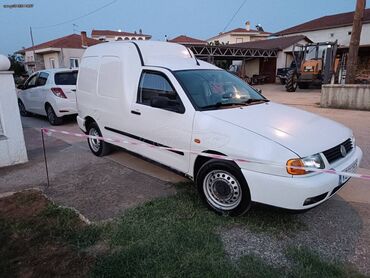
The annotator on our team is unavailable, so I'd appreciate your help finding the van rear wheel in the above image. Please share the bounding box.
[196,159,251,216]
[87,122,111,157]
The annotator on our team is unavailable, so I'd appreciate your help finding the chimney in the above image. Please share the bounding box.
[81,31,88,48]
[245,21,250,31]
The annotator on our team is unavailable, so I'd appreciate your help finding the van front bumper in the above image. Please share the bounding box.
[242,146,363,210]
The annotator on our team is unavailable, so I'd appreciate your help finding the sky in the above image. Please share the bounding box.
[0,0,364,55]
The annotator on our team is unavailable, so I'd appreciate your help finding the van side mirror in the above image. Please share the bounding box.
[17,84,25,90]
[150,96,185,113]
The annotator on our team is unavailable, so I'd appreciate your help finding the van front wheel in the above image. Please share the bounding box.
[87,122,111,157]
[196,159,251,216]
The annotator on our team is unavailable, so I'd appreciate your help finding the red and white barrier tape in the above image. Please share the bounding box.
[41,128,370,181]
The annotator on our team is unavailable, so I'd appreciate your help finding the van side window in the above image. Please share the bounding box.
[137,71,184,113]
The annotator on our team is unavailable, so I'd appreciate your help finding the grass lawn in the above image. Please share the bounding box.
[0,185,365,277]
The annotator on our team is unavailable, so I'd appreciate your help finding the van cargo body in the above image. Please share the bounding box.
[76,41,362,216]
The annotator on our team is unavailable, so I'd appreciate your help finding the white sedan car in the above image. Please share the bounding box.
[17,68,78,125]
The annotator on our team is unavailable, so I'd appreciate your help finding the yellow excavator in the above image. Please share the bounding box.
[285,41,339,92]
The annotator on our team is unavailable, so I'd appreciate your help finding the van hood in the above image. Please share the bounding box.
[204,102,352,157]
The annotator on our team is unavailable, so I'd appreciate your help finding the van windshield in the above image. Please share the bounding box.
[174,69,266,110]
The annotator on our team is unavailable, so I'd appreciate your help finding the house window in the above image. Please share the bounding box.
[236,38,243,43]
[348,31,352,35]
[330,33,334,37]
[49,58,56,68]
[69,58,79,68]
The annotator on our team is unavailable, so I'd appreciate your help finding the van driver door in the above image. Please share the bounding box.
[128,69,195,174]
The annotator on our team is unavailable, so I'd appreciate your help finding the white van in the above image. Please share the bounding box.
[76,41,362,216]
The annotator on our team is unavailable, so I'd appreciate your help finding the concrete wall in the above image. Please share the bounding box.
[0,55,28,167]
[321,84,370,110]
[244,59,260,76]
[61,48,85,68]
[43,52,60,69]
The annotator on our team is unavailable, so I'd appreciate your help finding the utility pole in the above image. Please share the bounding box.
[29,26,36,72]
[345,0,366,84]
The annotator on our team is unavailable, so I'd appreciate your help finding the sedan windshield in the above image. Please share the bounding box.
[174,69,266,110]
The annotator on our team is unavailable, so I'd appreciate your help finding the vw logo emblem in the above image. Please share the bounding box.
[340,145,347,157]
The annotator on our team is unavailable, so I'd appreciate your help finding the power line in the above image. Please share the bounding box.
[222,0,247,32]
[33,0,118,29]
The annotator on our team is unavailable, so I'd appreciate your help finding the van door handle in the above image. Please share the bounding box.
[71,89,76,92]
[131,110,141,115]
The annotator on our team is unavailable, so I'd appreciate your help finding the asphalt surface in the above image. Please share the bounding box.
[0,127,176,221]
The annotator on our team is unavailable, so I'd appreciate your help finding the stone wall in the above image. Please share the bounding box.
[321,84,370,110]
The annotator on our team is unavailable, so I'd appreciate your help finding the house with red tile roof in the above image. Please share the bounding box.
[207,21,271,45]
[91,29,151,42]
[273,8,370,83]
[19,32,101,73]
[273,8,370,47]
[168,35,207,45]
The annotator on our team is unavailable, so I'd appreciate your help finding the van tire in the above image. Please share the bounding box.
[196,159,251,216]
[87,122,111,157]
[46,105,63,125]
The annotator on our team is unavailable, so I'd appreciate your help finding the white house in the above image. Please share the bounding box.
[0,55,27,167]
[207,21,271,45]
[19,32,101,74]
[91,29,151,42]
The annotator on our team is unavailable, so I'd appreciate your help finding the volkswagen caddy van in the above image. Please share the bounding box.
[76,41,362,216]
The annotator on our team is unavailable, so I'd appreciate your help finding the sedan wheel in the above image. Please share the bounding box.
[46,105,63,125]
[18,100,29,117]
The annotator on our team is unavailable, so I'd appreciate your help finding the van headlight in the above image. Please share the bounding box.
[286,154,324,175]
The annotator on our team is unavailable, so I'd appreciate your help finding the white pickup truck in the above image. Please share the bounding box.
[76,41,362,216]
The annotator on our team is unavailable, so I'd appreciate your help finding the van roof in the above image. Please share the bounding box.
[84,41,219,71]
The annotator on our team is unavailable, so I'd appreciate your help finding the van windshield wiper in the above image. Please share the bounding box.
[200,102,247,109]
[244,98,270,104]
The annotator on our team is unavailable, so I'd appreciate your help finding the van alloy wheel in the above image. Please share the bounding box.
[203,170,242,210]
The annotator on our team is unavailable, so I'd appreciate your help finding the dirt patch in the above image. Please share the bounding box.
[0,190,98,277]
[0,190,48,220]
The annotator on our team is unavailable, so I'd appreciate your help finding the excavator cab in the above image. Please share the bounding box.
[285,41,339,92]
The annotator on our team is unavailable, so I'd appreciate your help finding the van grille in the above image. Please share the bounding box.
[322,139,353,164]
